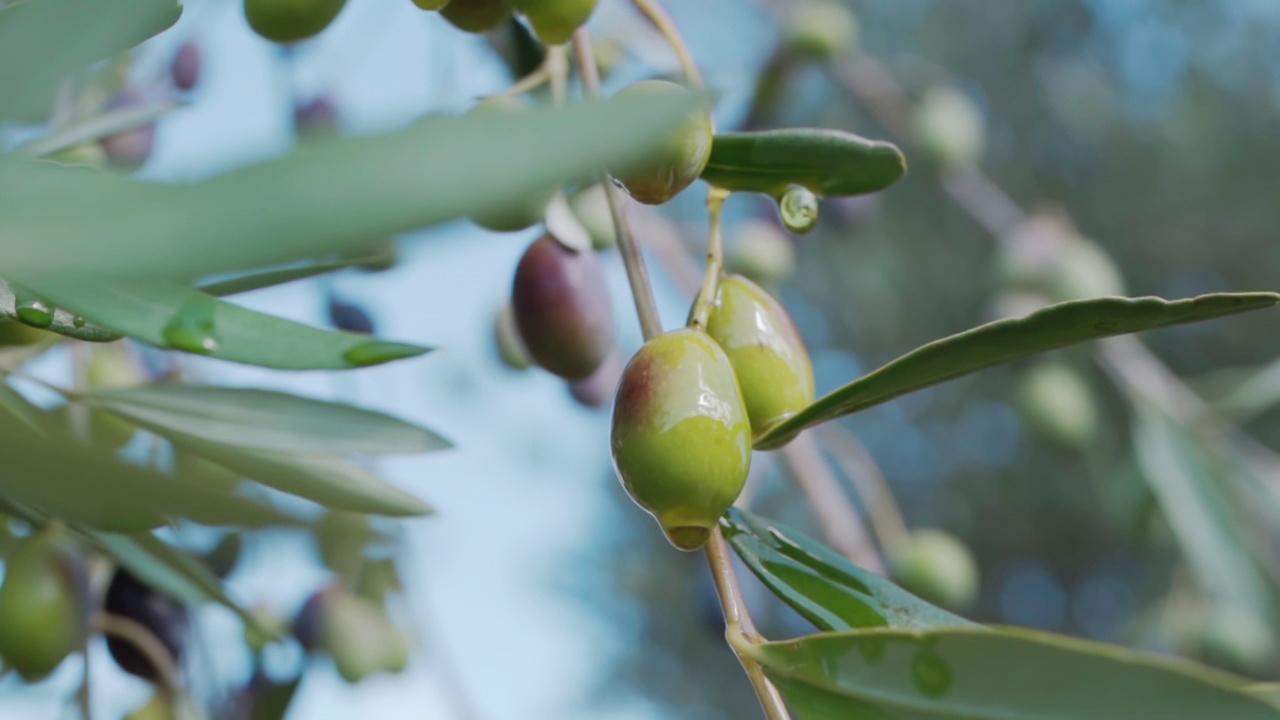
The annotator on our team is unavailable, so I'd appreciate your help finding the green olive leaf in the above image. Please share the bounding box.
[700,129,907,198]
[744,626,1280,719]
[0,278,121,342]
[0,91,705,281]
[722,509,973,632]
[0,0,181,122]
[24,278,428,369]
[83,385,450,456]
[195,257,375,297]
[756,293,1280,450]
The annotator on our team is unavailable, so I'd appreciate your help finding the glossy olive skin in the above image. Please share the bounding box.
[440,0,512,33]
[890,530,979,611]
[99,90,155,170]
[705,275,814,433]
[244,0,348,43]
[611,80,713,205]
[0,529,90,680]
[105,569,190,681]
[516,0,598,45]
[611,329,752,550]
[512,234,614,379]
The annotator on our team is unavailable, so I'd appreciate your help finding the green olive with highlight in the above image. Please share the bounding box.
[516,0,598,45]
[705,275,815,434]
[466,96,555,231]
[611,80,713,205]
[610,329,752,550]
[0,528,90,681]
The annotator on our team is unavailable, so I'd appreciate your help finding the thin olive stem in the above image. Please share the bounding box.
[572,29,664,341]
[93,612,182,693]
[546,45,569,106]
[491,68,549,99]
[629,0,704,89]
[688,186,729,330]
[705,528,792,720]
[819,425,910,556]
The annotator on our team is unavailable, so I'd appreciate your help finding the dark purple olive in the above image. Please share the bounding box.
[99,90,155,170]
[171,41,201,91]
[293,96,339,137]
[292,586,333,653]
[512,234,614,380]
[327,295,375,335]
[567,349,623,408]
[105,569,189,681]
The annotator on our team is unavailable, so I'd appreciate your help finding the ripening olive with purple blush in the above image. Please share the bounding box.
[99,90,155,170]
[171,41,201,91]
[567,349,623,408]
[512,234,614,380]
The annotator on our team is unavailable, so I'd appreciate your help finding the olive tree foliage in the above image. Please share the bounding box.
[0,0,1279,719]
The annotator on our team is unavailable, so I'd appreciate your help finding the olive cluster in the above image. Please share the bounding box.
[244,0,599,46]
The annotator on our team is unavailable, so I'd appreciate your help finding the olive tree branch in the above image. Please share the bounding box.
[572,29,663,340]
[687,186,730,330]
[628,0,704,89]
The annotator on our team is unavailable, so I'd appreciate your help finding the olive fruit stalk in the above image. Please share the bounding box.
[611,329,752,550]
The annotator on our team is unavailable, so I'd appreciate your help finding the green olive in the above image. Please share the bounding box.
[1049,236,1126,301]
[322,589,409,682]
[611,80,713,205]
[569,184,616,250]
[515,0,598,45]
[440,0,513,33]
[1017,360,1098,447]
[87,344,144,388]
[466,97,554,231]
[244,0,348,43]
[493,303,533,371]
[705,275,814,434]
[912,85,985,168]
[724,219,796,288]
[412,0,451,9]
[0,528,90,680]
[512,234,614,379]
[611,329,751,550]
[889,529,979,611]
[782,0,859,60]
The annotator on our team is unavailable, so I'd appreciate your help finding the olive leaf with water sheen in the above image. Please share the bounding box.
[743,626,1280,719]
[24,278,427,369]
[756,293,1280,449]
[0,92,703,281]
[722,509,972,632]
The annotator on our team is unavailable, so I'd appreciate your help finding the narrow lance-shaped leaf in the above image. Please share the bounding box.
[743,626,1280,719]
[722,509,973,632]
[82,385,450,456]
[700,129,907,198]
[756,293,1280,449]
[0,0,181,122]
[0,92,704,281]
[195,257,377,298]
[0,278,121,342]
[24,278,428,370]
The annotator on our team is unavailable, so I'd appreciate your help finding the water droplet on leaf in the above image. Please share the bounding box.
[72,316,86,328]
[15,293,55,328]
[162,296,219,354]
[777,184,820,234]
[911,642,953,698]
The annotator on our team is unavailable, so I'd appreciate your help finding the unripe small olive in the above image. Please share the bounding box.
[294,95,340,137]
[611,329,752,550]
[889,529,979,611]
[0,528,90,681]
[1017,361,1098,448]
[466,97,554,231]
[611,80,713,205]
[296,585,408,681]
[493,303,533,371]
[912,85,984,168]
[515,0,598,46]
[512,234,614,380]
[170,41,201,91]
[569,184,616,250]
[99,91,155,170]
[440,0,513,33]
[412,0,451,9]
[782,0,859,60]
[327,295,376,335]
[244,0,348,43]
[724,219,796,288]
[105,569,189,681]
[705,275,814,433]
[1048,236,1126,302]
